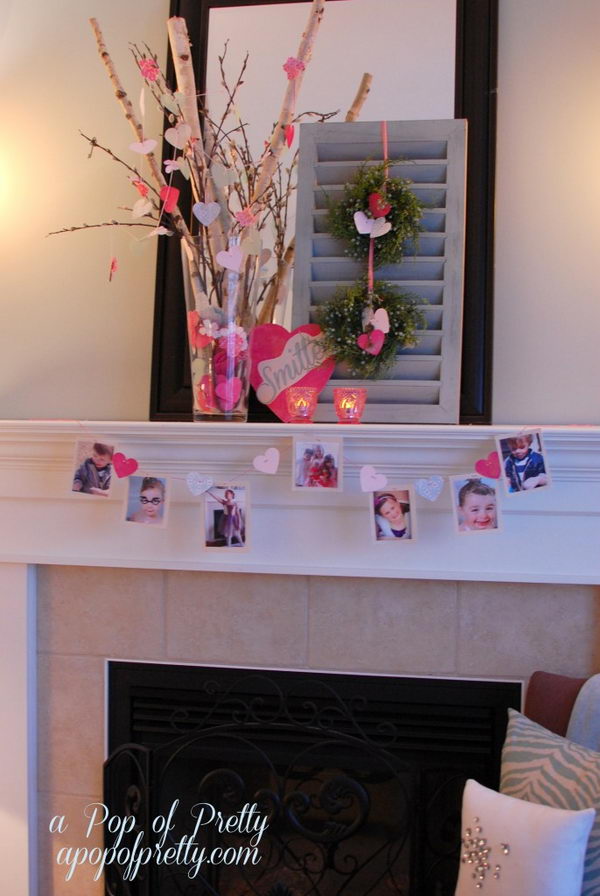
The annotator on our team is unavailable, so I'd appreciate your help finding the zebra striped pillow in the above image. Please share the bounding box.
[501,709,600,896]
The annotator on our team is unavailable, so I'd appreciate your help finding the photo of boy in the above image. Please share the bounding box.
[371,488,415,542]
[125,476,168,526]
[71,441,114,497]
[497,431,549,494]
[451,476,501,535]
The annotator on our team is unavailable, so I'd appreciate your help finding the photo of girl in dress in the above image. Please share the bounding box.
[451,475,502,535]
[293,439,342,490]
[496,430,551,494]
[125,475,168,527]
[204,484,248,549]
[371,488,416,542]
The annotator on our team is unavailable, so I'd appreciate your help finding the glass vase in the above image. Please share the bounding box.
[182,236,258,422]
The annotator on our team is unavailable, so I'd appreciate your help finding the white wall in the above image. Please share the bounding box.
[1,0,599,424]
[494,0,600,423]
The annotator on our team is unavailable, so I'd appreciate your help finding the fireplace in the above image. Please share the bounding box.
[104,662,520,895]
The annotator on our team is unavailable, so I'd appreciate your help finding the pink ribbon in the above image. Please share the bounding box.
[368,236,374,295]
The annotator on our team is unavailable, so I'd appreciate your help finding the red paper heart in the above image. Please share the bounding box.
[357,329,385,355]
[368,191,391,218]
[249,324,335,422]
[474,451,501,479]
[113,452,139,478]
[159,185,180,213]
[215,376,242,410]
[285,124,295,148]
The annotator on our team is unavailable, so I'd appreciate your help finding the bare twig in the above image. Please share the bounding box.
[345,73,373,121]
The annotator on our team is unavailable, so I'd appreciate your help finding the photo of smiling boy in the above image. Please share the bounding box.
[71,440,114,497]
[451,476,502,535]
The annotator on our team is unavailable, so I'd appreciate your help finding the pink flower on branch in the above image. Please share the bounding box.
[283,56,305,80]
[131,178,149,197]
[138,57,160,81]
[234,207,257,228]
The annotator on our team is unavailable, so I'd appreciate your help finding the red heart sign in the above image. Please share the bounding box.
[250,324,335,422]
[474,451,501,479]
[112,452,139,478]
[368,191,391,218]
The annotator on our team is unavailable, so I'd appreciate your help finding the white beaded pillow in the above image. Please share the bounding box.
[454,778,594,895]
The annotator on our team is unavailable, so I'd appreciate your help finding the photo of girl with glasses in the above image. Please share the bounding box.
[125,476,168,527]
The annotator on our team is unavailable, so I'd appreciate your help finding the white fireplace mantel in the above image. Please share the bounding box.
[1,419,600,584]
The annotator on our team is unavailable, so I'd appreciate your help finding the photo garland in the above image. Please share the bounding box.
[68,428,551,548]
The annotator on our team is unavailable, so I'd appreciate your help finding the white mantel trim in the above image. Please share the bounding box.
[1,421,600,583]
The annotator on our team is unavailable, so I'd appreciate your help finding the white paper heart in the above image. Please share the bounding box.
[241,229,261,256]
[211,162,237,189]
[372,308,390,334]
[360,465,388,492]
[414,475,444,502]
[192,201,221,227]
[216,245,243,273]
[259,248,272,268]
[161,93,179,114]
[186,472,214,496]
[354,210,373,235]
[252,447,280,475]
[371,218,392,239]
[129,138,157,155]
[164,123,192,149]
[132,198,153,219]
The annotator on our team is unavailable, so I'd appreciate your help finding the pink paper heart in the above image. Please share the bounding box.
[474,451,501,479]
[370,217,391,239]
[252,447,280,475]
[193,201,221,227]
[371,308,390,334]
[360,465,388,492]
[129,138,157,155]
[249,324,335,422]
[160,185,180,213]
[216,245,243,273]
[285,124,295,148]
[368,192,391,218]
[357,329,385,355]
[215,376,242,410]
[112,452,139,478]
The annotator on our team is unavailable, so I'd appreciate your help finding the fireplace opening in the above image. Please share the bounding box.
[105,663,521,896]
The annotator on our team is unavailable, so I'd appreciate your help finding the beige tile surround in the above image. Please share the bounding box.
[36,566,600,895]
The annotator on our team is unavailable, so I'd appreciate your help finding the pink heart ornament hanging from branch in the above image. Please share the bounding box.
[360,465,388,492]
[357,329,385,356]
[216,245,244,273]
[193,201,221,227]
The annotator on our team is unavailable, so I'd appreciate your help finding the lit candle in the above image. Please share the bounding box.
[333,387,367,424]
[286,386,318,423]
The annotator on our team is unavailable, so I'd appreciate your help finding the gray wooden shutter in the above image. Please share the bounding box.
[292,119,467,423]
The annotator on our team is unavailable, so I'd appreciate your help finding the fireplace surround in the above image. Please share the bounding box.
[1,421,600,895]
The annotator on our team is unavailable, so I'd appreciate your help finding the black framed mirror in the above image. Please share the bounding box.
[150,0,497,423]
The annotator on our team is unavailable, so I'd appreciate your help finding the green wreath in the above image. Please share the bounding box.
[327,161,423,266]
[317,280,425,379]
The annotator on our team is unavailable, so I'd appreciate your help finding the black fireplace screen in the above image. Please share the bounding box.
[105,664,520,896]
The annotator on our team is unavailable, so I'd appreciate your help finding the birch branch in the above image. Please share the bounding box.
[345,73,373,121]
[250,0,326,208]
[257,239,295,325]
[89,17,191,242]
[167,17,226,256]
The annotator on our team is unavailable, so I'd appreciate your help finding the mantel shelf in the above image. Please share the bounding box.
[1,420,599,583]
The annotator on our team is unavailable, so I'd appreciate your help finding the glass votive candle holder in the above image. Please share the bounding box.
[333,387,367,424]
[286,386,319,423]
